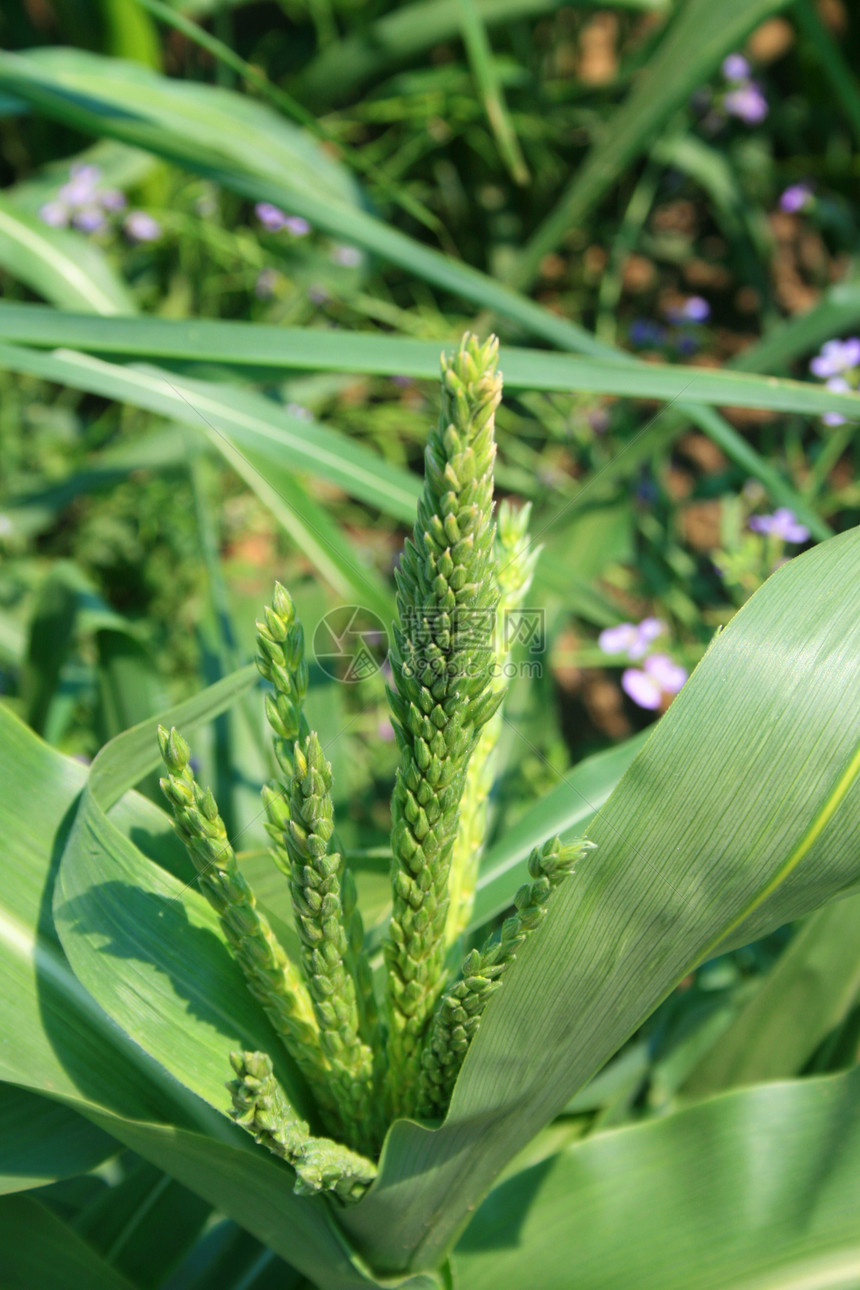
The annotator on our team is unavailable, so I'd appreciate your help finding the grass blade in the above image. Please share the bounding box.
[510,0,788,288]
[457,0,530,184]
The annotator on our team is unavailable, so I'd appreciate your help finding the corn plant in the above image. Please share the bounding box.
[2,333,860,1290]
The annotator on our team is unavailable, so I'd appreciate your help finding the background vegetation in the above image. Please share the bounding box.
[1,0,859,1285]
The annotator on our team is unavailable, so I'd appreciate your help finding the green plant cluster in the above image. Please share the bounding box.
[158,333,592,1198]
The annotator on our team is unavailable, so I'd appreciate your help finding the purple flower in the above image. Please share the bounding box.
[645,653,688,692]
[284,216,311,236]
[725,82,768,124]
[722,53,751,82]
[598,623,640,656]
[38,162,135,235]
[681,296,710,322]
[255,202,289,232]
[72,206,107,233]
[124,211,162,243]
[635,617,665,651]
[779,183,814,213]
[598,617,665,660]
[58,163,101,207]
[665,296,710,325]
[100,188,127,213]
[38,200,70,228]
[622,653,688,710]
[821,375,850,427]
[748,508,810,543]
[308,284,330,305]
[255,204,311,235]
[809,338,860,379]
[331,244,362,268]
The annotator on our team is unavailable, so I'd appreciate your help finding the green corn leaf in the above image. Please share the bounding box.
[0,1195,138,1290]
[0,699,404,1289]
[0,1085,116,1195]
[0,703,201,1127]
[72,1159,211,1290]
[95,629,170,749]
[452,1066,860,1289]
[341,526,860,1272]
[683,891,860,1098]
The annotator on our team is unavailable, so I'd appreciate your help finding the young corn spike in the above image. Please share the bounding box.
[256,582,309,879]
[256,585,376,1046]
[284,731,380,1152]
[445,500,541,945]
[384,332,506,1116]
[228,1051,377,1203]
[416,835,595,1119]
[157,725,339,1130]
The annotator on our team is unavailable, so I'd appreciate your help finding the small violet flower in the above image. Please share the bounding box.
[809,338,860,427]
[100,188,127,213]
[724,82,768,124]
[285,216,311,237]
[779,183,814,214]
[748,509,810,543]
[721,53,751,81]
[72,207,107,234]
[599,617,665,661]
[809,338,860,379]
[622,653,688,711]
[680,295,710,323]
[37,161,151,240]
[38,200,70,228]
[256,202,289,231]
[57,163,101,207]
[124,211,162,243]
[718,53,768,125]
[255,203,310,236]
[665,296,710,325]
